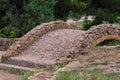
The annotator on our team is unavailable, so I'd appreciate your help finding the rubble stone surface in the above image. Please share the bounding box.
[1,21,120,68]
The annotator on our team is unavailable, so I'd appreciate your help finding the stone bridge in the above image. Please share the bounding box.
[1,21,120,68]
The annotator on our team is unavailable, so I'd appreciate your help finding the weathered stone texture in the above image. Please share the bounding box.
[2,21,77,58]
[79,24,120,53]
[2,22,120,63]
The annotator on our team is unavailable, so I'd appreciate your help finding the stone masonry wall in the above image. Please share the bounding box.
[2,22,120,59]
[79,24,120,53]
[0,38,17,51]
[2,21,77,58]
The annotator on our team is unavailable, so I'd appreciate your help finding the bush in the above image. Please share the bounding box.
[67,11,83,19]
[54,0,91,20]
[93,9,119,24]
[82,20,94,30]
[0,25,18,38]
[82,8,120,30]
[0,0,56,38]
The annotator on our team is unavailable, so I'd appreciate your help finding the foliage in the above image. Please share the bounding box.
[0,0,120,38]
[54,0,92,20]
[54,0,120,26]
[0,0,56,38]
[56,70,81,80]
[21,72,34,80]
[56,69,120,80]
[91,61,109,66]
[76,9,119,30]
[92,0,120,12]
[8,68,29,75]
[90,8,119,24]
[82,0,120,29]
[7,68,34,80]
[0,25,18,38]
[82,20,94,30]
[67,11,83,19]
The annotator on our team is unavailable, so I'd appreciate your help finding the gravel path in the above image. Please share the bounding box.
[0,70,21,80]
[8,29,85,67]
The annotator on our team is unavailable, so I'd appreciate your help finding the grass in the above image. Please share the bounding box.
[91,61,109,66]
[56,68,120,80]
[56,70,82,80]
[44,58,72,72]
[87,68,104,73]
[116,61,120,64]
[7,68,34,80]
[105,72,120,78]
[21,72,34,80]
[116,65,120,68]
[8,68,29,75]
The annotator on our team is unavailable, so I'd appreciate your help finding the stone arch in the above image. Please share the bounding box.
[93,35,120,47]
[2,22,120,59]
[2,21,77,58]
[79,24,120,53]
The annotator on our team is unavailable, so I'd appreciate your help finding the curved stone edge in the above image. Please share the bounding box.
[2,21,77,58]
[0,38,17,51]
[79,24,120,53]
[92,35,120,48]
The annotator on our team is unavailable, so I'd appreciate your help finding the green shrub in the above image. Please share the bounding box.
[54,0,92,20]
[0,0,56,38]
[82,20,94,30]
[93,9,118,24]
[21,72,34,80]
[82,8,119,30]
[0,25,18,38]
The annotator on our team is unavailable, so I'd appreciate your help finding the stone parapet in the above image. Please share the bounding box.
[2,21,77,58]
[79,24,120,53]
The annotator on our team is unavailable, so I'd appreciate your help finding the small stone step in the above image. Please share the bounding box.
[0,63,35,72]
[6,57,56,68]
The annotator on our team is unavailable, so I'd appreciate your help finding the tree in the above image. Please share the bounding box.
[90,0,120,24]
[54,0,92,19]
[0,0,56,38]
[92,0,120,12]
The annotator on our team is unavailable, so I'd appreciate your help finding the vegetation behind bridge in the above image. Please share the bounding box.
[0,0,120,38]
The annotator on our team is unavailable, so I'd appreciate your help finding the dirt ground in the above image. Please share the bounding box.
[29,47,120,80]
[0,47,120,80]
[0,70,21,80]
[75,47,120,73]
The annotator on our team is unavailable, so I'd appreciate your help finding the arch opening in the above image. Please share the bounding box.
[91,35,120,49]
[98,39,120,46]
